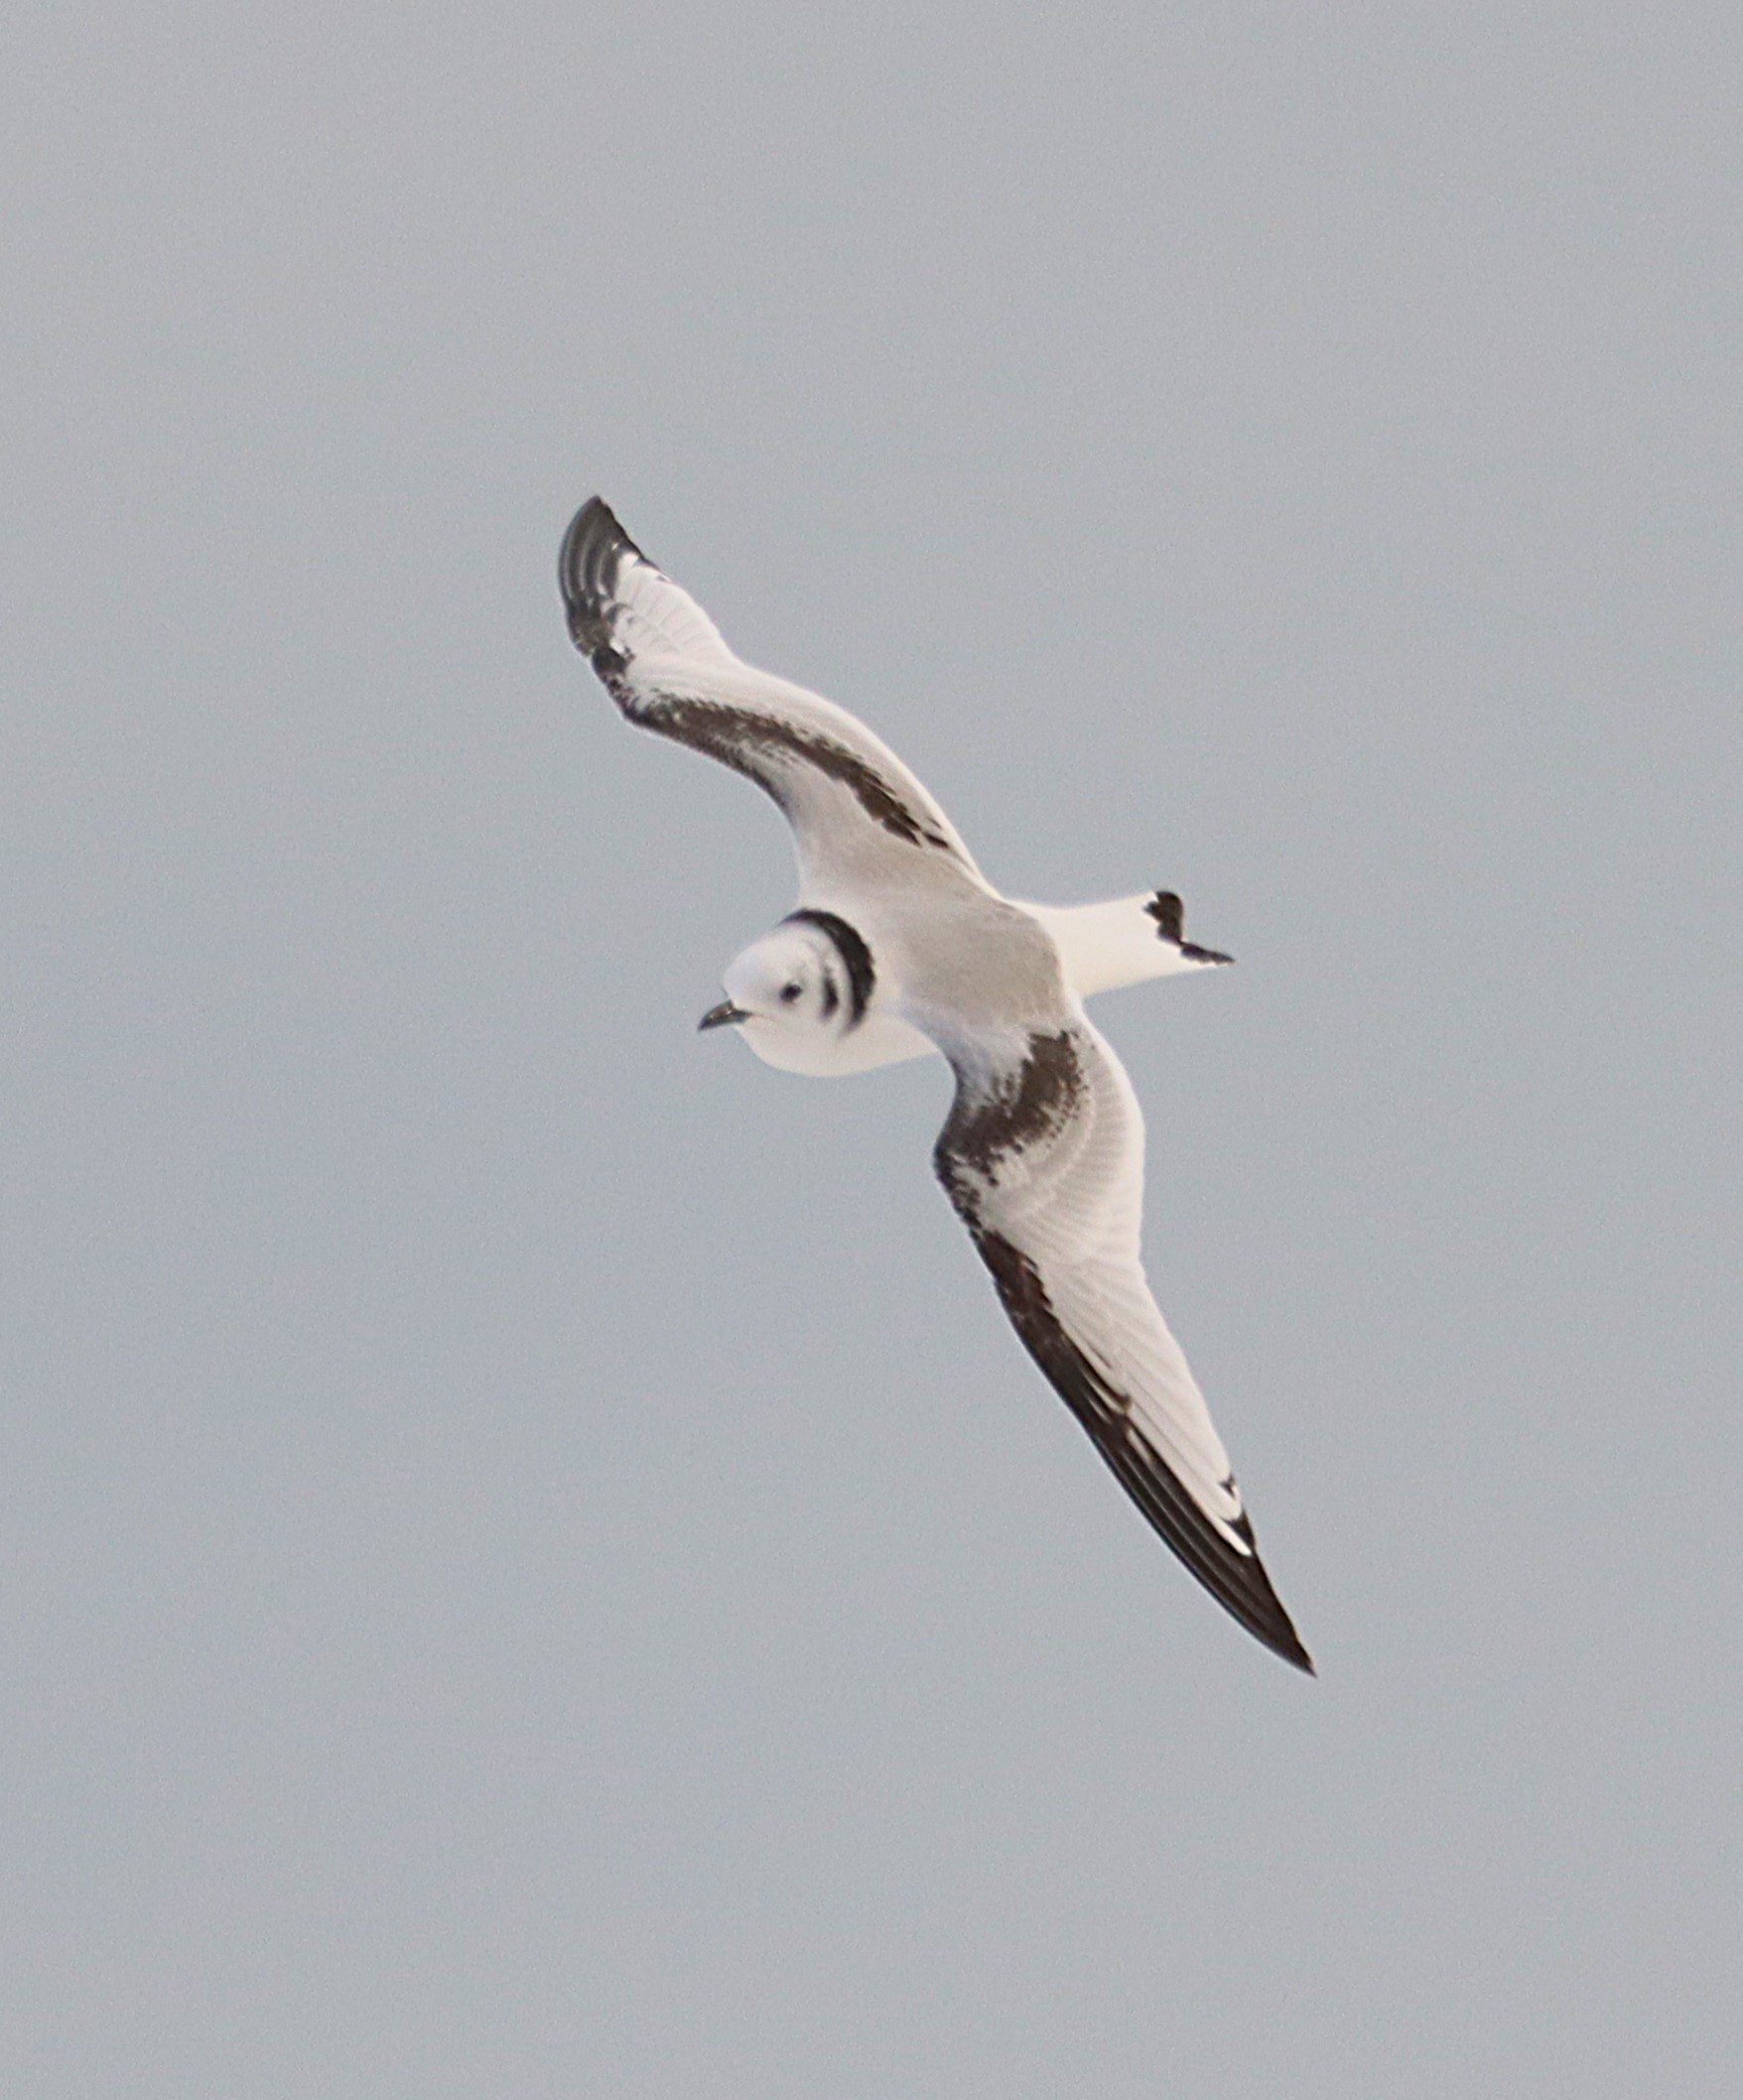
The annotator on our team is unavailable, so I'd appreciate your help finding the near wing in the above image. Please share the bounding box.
[559,498,985,892]
[933,1019,1313,1671]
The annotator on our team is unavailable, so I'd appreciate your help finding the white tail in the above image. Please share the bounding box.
[1022,890,1233,999]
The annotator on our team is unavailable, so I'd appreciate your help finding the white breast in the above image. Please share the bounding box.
[740,1009,936,1077]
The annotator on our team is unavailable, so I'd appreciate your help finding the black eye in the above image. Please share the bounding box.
[779,982,802,1003]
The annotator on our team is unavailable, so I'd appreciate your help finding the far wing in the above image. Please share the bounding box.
[559,499,985,894]
[933,1020,1312,1670]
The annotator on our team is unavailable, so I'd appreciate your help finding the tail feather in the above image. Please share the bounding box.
[1024,890,1234,999]
[1145,890,1234,967]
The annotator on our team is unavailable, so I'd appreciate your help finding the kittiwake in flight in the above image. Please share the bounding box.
[559,497,1312,1671]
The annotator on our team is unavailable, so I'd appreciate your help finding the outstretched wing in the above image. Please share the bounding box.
[933,1020,1312,1670]
[559,499,985,893]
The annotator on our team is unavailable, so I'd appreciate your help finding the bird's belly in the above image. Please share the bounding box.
[742,1010,937,1078]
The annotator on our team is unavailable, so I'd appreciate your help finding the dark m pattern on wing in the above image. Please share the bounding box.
[934,1029,1083,1203]
[626,690,957,853]
[565,501,1310,1672]
[561,496,959,855]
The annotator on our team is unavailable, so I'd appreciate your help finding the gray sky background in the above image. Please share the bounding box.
[4,5,1740,2094]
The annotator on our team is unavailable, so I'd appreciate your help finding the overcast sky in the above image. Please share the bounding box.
[4,5,1740,2095]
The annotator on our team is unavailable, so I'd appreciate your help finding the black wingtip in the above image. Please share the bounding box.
[1268,1614,1317,1675]
[1201,1522,1314,1673]
[558,496,643,660]
[1219,1506,1313,1671]
[1146,889,1234,967]
[1225,1583,1314,1673]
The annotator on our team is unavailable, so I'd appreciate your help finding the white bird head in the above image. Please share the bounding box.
[698,915,872,1074]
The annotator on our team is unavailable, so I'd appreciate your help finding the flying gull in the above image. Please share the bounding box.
[559,497,1312,1671]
